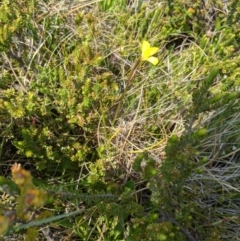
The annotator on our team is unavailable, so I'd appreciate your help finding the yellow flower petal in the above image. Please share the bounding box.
[146,57,159,66]
[149,47,159,56]
[141,40,151,59]
[141,41,159,65]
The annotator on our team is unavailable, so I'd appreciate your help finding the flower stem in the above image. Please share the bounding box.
[113,57,141,124]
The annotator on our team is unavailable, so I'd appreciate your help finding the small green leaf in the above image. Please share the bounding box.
[124,181,135,191]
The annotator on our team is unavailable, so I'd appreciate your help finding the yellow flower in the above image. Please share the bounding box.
[141,40,159,65]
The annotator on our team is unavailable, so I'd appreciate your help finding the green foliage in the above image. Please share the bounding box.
[99,0,128,11]
[25,227,38,241]
[145,130,224,240]
[1,0,240,240]
[0,0,35,51]
[0,176,19,194]
[130,213,186,241]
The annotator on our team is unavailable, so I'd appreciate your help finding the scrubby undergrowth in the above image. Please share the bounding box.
[0,0,240,240]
